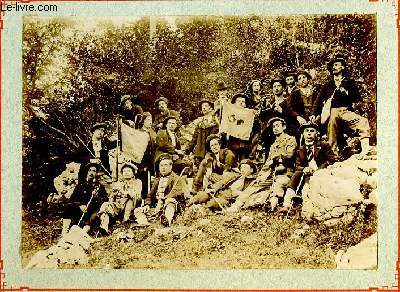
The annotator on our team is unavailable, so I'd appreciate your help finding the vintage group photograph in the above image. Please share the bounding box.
[22,14,377,269]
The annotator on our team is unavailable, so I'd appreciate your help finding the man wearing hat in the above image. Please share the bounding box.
[98,162,145,233]
[286,69,319,134]
[154,96,181,131]
[192,134,235,193]
[61,162,109,236]
[143,154,188,226]
[226,117,297,212]
[280,121,335,212]
[214,81,230,120]
[284,70,298,95]
[75,122,117,178]
[155,115,189,174]
[188,159,257,210]
[119,94,143,129]
[186,99,219,167]
[312,54,371,157]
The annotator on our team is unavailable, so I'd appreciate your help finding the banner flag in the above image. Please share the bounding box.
[220,102,255,140]
[120,123,149,163]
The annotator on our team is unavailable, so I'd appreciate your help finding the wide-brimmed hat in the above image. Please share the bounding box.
[120,94,137,106]
[155,96,168,106]
[284,70,297,81]
[156,153,173,164]
[206,134,220,146]
[239,159,257,173]
[199,99,214,109]
[163,115,178,127]
[90,122,108,132]
[327,54,347,73]
[231,93,248,105]
[267,117,286,128]
[296,69,312,80]
[270,78,286,88]
[217,81,228,91]
[120,162,138,174]
[300,121,319,132]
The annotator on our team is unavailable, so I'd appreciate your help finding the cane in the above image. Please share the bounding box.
[285,173,304,220]
[77,186,97,226]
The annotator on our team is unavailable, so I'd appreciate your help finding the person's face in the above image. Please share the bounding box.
[297,74,310,88]
[240,163,253,176]
[209,138,221,154]
[235,97,246,108]
[86,166,97,182]
[332,61,345,75]
[122,167,135,180]
[303,128,317,142]
[218,90,227,98]
[143,115,152,128]
[272,121,285,136]
[272,82,284,96]
[166,118,177,131]
[285,76,296,87]
[252,81,261,93]
[201,103,213,115]
[159,159,173,176]
[92,128,105,140]
[124,99,132,110]
[158,100,168,112]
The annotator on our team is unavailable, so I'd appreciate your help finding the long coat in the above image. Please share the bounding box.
[154,130,182,163]
[144,171,187,207]
[294,141,336,171]
[186,117,219,159]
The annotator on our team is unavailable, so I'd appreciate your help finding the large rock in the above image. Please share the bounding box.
[335,233,377,269]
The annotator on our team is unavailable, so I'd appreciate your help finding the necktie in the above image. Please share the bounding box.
[306,145,314,162]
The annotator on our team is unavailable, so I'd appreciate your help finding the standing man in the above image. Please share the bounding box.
[214,81,230,119]
[119,94,143,128]
[284,71,297,95]
[185,100,219,168]
[143,154,188,226]
[154,96,181,131]
[312,54,371,157]
[280,122,335,212]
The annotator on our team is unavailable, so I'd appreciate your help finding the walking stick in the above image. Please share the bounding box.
[116,116,121,181]
[285,173,305,220]
[77,182,99,226]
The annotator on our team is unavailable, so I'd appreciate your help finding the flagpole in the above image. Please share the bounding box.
[116,116,120,181]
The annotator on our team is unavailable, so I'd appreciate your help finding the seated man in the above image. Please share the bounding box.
[280,122,336,212]
[187,159,256,210]
[252,117,297,210]
[119,94,144,129]
[192,134,235,193]
[47,162,80,204]
[61,162,109,237]
[98,163,143,234]
[155,116,190,174]
[143,154,188,226]
[154,96,181,131]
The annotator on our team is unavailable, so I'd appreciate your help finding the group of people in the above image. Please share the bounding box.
[54,54,372,236]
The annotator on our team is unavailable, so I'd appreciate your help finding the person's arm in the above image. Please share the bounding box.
[156,131,175,154]
[294,149,306,172]
[286,90,301,118]
[167,176,187,199]
[144,179,158,206]
[345,79,362,104]
[223,149,235,172]
[312,83,328,117]
[186,125,199,154]
[319,143,336,169]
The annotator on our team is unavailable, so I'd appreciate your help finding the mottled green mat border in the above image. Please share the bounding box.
[1,0,398,289]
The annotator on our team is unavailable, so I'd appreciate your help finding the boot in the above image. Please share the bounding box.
[135,209,150,226]
[61,219,71,237]
[358,138,371,160]
[99,214,109,233]
[269,196,279,212]
[164,203,176,226]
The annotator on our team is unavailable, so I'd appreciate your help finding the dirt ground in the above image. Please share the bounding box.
[21,203,377,269]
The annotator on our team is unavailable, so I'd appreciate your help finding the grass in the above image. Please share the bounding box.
[21,203,377,269]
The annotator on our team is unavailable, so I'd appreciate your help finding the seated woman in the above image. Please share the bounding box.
[98,163,144,234]
[61,162,108,237]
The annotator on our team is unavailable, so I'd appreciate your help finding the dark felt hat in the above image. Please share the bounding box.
[199,99,214,109]
[327,54,347,73]
[156,153,173,164]
[267,117,286,128]
[206,134,221,146]
[296,69,312,80]
[231,93,248,105]
[270,78,286,88]
[120,94,136,106]
[284,70,297,81]
[217,81,228,91]
[163,115,178,127]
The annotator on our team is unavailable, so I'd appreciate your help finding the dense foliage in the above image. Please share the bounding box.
[22,14,377,203]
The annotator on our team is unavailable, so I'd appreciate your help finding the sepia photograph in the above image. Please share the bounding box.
[21,14,378,270]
